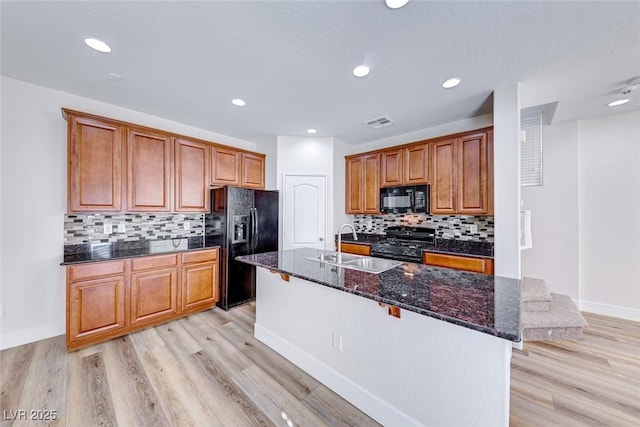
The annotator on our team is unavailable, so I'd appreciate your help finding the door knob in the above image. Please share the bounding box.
[319,237,324,241]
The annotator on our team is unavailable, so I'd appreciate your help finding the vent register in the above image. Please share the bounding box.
[364,116,395,129]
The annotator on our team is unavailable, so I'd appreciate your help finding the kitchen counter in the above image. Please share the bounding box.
[61,236,212,265]
[337,232,494,258]
[239,247,517,426]
[236,247,520,341]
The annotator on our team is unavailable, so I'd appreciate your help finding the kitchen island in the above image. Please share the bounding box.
[236,248,521,427]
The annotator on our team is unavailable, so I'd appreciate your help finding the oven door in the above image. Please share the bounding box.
[371,248,422,264]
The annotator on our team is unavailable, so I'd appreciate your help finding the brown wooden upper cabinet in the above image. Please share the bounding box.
[431,132,492,215]
[210,146,241,186]
[175,138,209,212]
[380,144,429,187]
[67,114,124,212]
[210,147,265,189]
[126,128,172,212]
[346,153,380,214]
[241,152,266,189]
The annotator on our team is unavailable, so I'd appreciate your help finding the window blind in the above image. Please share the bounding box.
[520,111,543,187]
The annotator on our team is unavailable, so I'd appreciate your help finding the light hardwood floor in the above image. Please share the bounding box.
[1,307,638,426]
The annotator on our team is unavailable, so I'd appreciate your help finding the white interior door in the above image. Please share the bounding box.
[283,174,327,250]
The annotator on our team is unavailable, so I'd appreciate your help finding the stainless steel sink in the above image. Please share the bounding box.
[306,253,403,274]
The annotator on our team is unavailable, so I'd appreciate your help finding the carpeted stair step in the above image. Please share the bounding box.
[522,293,588,341]
[521,276,552,312]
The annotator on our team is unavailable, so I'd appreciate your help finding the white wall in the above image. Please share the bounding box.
[579,111,640,319]
[521,121,580,299]
[351,114,493,155]
[0,77,257,349]
[276,136,340,245]
[493,84,522,279]
[255,138,278,190]
[521,110,640,320]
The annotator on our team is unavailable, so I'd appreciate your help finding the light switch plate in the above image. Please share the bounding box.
[118,223,126,233]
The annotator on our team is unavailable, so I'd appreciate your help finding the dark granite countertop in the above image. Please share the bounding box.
[236,248,521,342]
[336,232,494,258]
[62,236,215,265]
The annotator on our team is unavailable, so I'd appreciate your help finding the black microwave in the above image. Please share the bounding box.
[380,185,429,214]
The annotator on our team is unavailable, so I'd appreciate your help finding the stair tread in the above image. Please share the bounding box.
[522,293,588,329]
[521,276,552,302]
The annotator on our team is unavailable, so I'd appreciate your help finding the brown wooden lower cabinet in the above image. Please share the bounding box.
[338,242,372,256]
[422,252,494,275]
[181,251,218,312]
[66,248,218,350]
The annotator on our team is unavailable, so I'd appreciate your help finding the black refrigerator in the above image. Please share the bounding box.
[205,186,279,310]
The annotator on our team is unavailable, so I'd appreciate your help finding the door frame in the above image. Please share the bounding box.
[281,173,329,251]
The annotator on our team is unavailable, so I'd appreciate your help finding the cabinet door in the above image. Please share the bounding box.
[130,268,178,326]
[127,128,172,212]
[431,139,457,214]
[210,147,241,186]
[68,275,126,344]
[404,143,429,185]
[181,261,217,311]
[339,242,372,256]
[381,149,403,187]
[175,138,209,212]
[363,153,380,214]
[345,157,364,213]
[423,252,494,275]
[241,152,266,189]
[457,132,489,214]
[67,115,123,212]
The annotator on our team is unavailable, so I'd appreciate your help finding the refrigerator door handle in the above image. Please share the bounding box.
[249,208,258,251]
[253,208,259,250]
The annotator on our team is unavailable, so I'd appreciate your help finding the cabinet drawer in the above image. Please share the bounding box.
[131,254,178,272]
[423,252,494,275]
[182,249,218,264]
[68,260,127,281]
[339,242,372,256]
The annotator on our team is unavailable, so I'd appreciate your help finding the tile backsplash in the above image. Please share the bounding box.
[353,214,494,242]
[64,213,204,245]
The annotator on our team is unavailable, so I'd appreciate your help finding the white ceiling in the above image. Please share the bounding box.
[2,1,639,145]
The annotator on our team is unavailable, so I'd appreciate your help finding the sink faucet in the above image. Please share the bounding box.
[337,223,358,263]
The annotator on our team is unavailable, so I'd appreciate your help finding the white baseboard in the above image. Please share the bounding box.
[0,324,64,350]
[254,323,423,427]
[578,300,640,322]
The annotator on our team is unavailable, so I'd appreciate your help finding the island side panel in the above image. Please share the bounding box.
[254,267,512,427]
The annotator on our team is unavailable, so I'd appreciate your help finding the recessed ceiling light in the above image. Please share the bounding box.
[442,78,461,89]
[385,0,409,9]
[353,65,370,78]
[84,37,111,53]
[608,99,630,107]
[231,98,246,107]
[306,129,317,134]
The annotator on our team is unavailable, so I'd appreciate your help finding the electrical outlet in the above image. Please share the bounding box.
[104,223,113,234]
[469,224,478,234]
[117,223,126,233]
[183,222,191,230]
[332,331,343,352]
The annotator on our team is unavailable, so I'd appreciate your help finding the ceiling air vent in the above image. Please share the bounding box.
[364,116,395,129]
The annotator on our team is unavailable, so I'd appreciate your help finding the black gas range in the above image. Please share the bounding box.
[371,226,436,263]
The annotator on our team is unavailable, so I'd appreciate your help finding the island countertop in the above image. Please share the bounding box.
[236,247,521,342]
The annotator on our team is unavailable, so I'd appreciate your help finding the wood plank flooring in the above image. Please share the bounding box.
[1,307,638,426]
[510,312,640,427]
